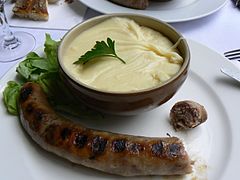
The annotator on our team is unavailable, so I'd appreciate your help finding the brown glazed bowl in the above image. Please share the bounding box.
[58,14,190,115]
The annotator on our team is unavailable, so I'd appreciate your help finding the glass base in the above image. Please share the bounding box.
[0,31,36,63]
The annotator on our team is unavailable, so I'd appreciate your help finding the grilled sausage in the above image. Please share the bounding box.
[19,82,192,176]
[108,0,149,9]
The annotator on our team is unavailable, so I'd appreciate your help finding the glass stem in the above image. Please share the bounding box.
[0,1,19,49]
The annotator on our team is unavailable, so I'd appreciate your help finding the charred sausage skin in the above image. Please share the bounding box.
[19,82,192,176]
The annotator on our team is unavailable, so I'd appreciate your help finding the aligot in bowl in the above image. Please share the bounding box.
[58,14,190,115]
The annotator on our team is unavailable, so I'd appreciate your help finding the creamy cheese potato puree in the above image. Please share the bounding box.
[62,17,183,92]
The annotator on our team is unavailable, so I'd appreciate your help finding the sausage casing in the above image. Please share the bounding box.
[19,82,192,176]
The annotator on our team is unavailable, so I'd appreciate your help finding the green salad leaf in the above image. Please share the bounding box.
[3,81,22,115]
[44,34,60,70]
[73,37,126,65]
[16,35,59,82]
[3,34,101,119]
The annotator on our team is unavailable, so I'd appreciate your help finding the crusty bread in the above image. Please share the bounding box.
[13,0,49,21]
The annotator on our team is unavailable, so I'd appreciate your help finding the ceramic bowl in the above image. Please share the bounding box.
[58,14,190,115]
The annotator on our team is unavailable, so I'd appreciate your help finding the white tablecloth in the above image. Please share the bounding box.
[0,1,239,79]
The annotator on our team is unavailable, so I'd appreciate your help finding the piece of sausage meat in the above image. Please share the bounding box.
[19,82,192,176]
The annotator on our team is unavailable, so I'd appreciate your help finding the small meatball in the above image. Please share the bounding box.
[170,100,207,131]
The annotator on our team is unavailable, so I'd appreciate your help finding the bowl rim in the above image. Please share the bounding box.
[58,13,190,95]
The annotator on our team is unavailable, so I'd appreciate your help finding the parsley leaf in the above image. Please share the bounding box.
[73,38,126,65]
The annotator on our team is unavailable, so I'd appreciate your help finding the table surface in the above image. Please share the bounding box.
[0,0,240,79]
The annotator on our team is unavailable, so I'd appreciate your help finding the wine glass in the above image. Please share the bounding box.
[0,0,36,63]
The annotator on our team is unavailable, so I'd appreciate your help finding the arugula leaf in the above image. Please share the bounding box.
[73,37,126,65]
[3,81,22,115]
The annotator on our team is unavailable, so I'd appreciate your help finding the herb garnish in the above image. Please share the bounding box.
[73,38,126,65]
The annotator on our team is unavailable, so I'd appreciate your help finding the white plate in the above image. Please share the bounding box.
[0,39,239,180]
[79,0,227,23]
